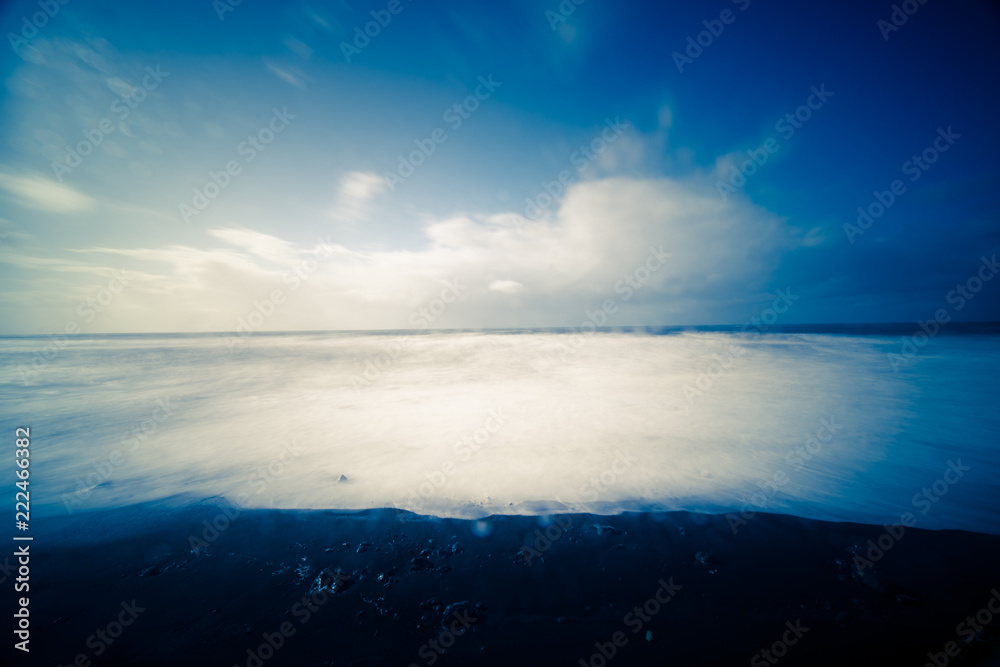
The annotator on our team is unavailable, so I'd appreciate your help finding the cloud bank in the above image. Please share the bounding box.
[1,173,798,333]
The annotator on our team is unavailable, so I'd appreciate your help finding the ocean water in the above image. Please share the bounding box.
[2,328,999,534]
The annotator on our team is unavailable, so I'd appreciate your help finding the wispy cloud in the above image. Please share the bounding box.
[207,227,297,263]
[263,57,307,88]
[0,173,95,213]
[331,171,386,224]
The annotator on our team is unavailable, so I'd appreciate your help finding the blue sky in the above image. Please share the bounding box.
[1,0,998,334]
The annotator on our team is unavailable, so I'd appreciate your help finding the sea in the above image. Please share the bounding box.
[2,325,998,534]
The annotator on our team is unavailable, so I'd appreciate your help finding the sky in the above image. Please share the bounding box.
[0,0,998,335]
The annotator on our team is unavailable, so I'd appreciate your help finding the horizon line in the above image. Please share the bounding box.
[2,321,999,339]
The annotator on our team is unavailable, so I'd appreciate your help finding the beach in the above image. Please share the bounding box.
[4,0,1000,662]
[4,329,999,665]
[18,503,1000,666]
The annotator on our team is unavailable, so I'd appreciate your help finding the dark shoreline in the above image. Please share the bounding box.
[14,505,1000,666]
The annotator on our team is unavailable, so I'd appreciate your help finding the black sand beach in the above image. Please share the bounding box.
[11,503,1000,666]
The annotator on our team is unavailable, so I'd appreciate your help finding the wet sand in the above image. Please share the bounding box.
[14,503,1000,666]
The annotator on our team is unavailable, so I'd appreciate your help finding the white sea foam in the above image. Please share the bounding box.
[3,330,998,533]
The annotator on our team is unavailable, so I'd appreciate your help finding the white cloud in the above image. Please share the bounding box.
[339,171,384,204]
[0,173,95,213]
[284,36,314,60]
[332,171,386,224]
[3,175,796,332]
[489,280,524,294]
[207,228,297,263]
[263,58,307,88]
